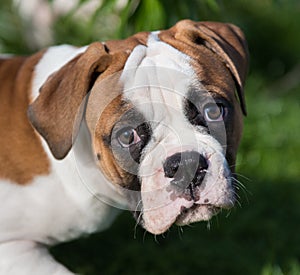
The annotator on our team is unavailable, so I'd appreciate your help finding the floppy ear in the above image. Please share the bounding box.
[28,42,112,159]
[194,21,249,115]
[162,20,249,115]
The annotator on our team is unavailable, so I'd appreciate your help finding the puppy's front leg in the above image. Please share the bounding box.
[0,241,74,275]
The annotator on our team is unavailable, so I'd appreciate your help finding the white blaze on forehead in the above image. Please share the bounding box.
[121,31,196,121]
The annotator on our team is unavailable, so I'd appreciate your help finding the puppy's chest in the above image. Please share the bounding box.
[0,156,119,244]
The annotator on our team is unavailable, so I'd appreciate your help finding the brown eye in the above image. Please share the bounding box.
[117,127,141,148]
[204,103,225,122]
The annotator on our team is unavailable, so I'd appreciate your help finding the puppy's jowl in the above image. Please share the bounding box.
[0,20,248,274]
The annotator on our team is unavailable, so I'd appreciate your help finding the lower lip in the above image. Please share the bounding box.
[175,204,221,225]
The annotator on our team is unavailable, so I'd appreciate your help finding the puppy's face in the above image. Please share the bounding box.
[29,20,248,235]
[86,37,244,235]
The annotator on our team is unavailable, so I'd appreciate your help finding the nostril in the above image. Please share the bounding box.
[163,153,181,178]
[192,154,208,186]
[198,154,209,170]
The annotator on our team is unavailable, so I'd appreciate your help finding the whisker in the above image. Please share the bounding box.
[225,209,232,218]
[142,229,148,243]
[232,175,247,190]
[234,195,242,208]
[154,234,160,244]
[134,199,143,215]
[233,172,251,182]
[178,226,184,239]
[133,200,143,239]
[231,177,251,204]
[134,213,142,239]
[206,220,211,230]
[184,223,195,229]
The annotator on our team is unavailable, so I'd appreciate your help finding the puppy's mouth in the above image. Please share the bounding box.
[175,204,221,226]
[138,150,235,235]
[139,175,234,235]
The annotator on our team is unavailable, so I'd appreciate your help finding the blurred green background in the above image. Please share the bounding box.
[1,0,299,274]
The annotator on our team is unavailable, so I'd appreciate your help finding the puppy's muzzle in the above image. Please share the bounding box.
[163,151,208,199]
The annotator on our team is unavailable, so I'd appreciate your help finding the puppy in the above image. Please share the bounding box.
[0,20,248,274]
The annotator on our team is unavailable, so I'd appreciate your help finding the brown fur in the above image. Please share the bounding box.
[92,95,135,186]
[28,34,149,160]
[159,20,249,115]
[158,20,249,169]
[0,52,50,184]
[6,20,247,187]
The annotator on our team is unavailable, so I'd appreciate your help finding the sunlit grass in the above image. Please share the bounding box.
[261,260,300,275]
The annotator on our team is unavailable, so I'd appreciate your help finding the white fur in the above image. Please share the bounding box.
[0,241,74,275]
[32,45,88,101]
[121,32,234,234]
[0,46,125,274]
[0,124,124,274]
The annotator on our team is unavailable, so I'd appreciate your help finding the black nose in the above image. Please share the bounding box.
[163,151,208,190]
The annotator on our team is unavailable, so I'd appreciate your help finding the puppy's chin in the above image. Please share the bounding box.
[175,204,221,226]
[143,203,221,235]
[139,172,234,235]
[141,203,228,235]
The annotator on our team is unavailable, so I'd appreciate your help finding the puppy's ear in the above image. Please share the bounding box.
[28,42,112,159]
[195,21,249,115]
[162,20,249,115]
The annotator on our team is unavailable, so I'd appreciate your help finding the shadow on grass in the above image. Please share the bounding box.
[51,179,300,275]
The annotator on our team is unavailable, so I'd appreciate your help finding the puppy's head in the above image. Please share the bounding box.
[28,20,249,235]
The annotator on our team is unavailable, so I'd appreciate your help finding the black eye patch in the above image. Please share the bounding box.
[128,122,152,163]
[185,98,208,127]
[110,108,152,175]
[184,89,210,128]
[184,88,231,148]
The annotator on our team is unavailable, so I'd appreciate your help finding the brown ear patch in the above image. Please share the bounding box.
[159,20,249,115]
[28,42,112,159]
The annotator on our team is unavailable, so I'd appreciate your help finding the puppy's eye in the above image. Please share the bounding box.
[117,127,141,148]
[204,103,226,122]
